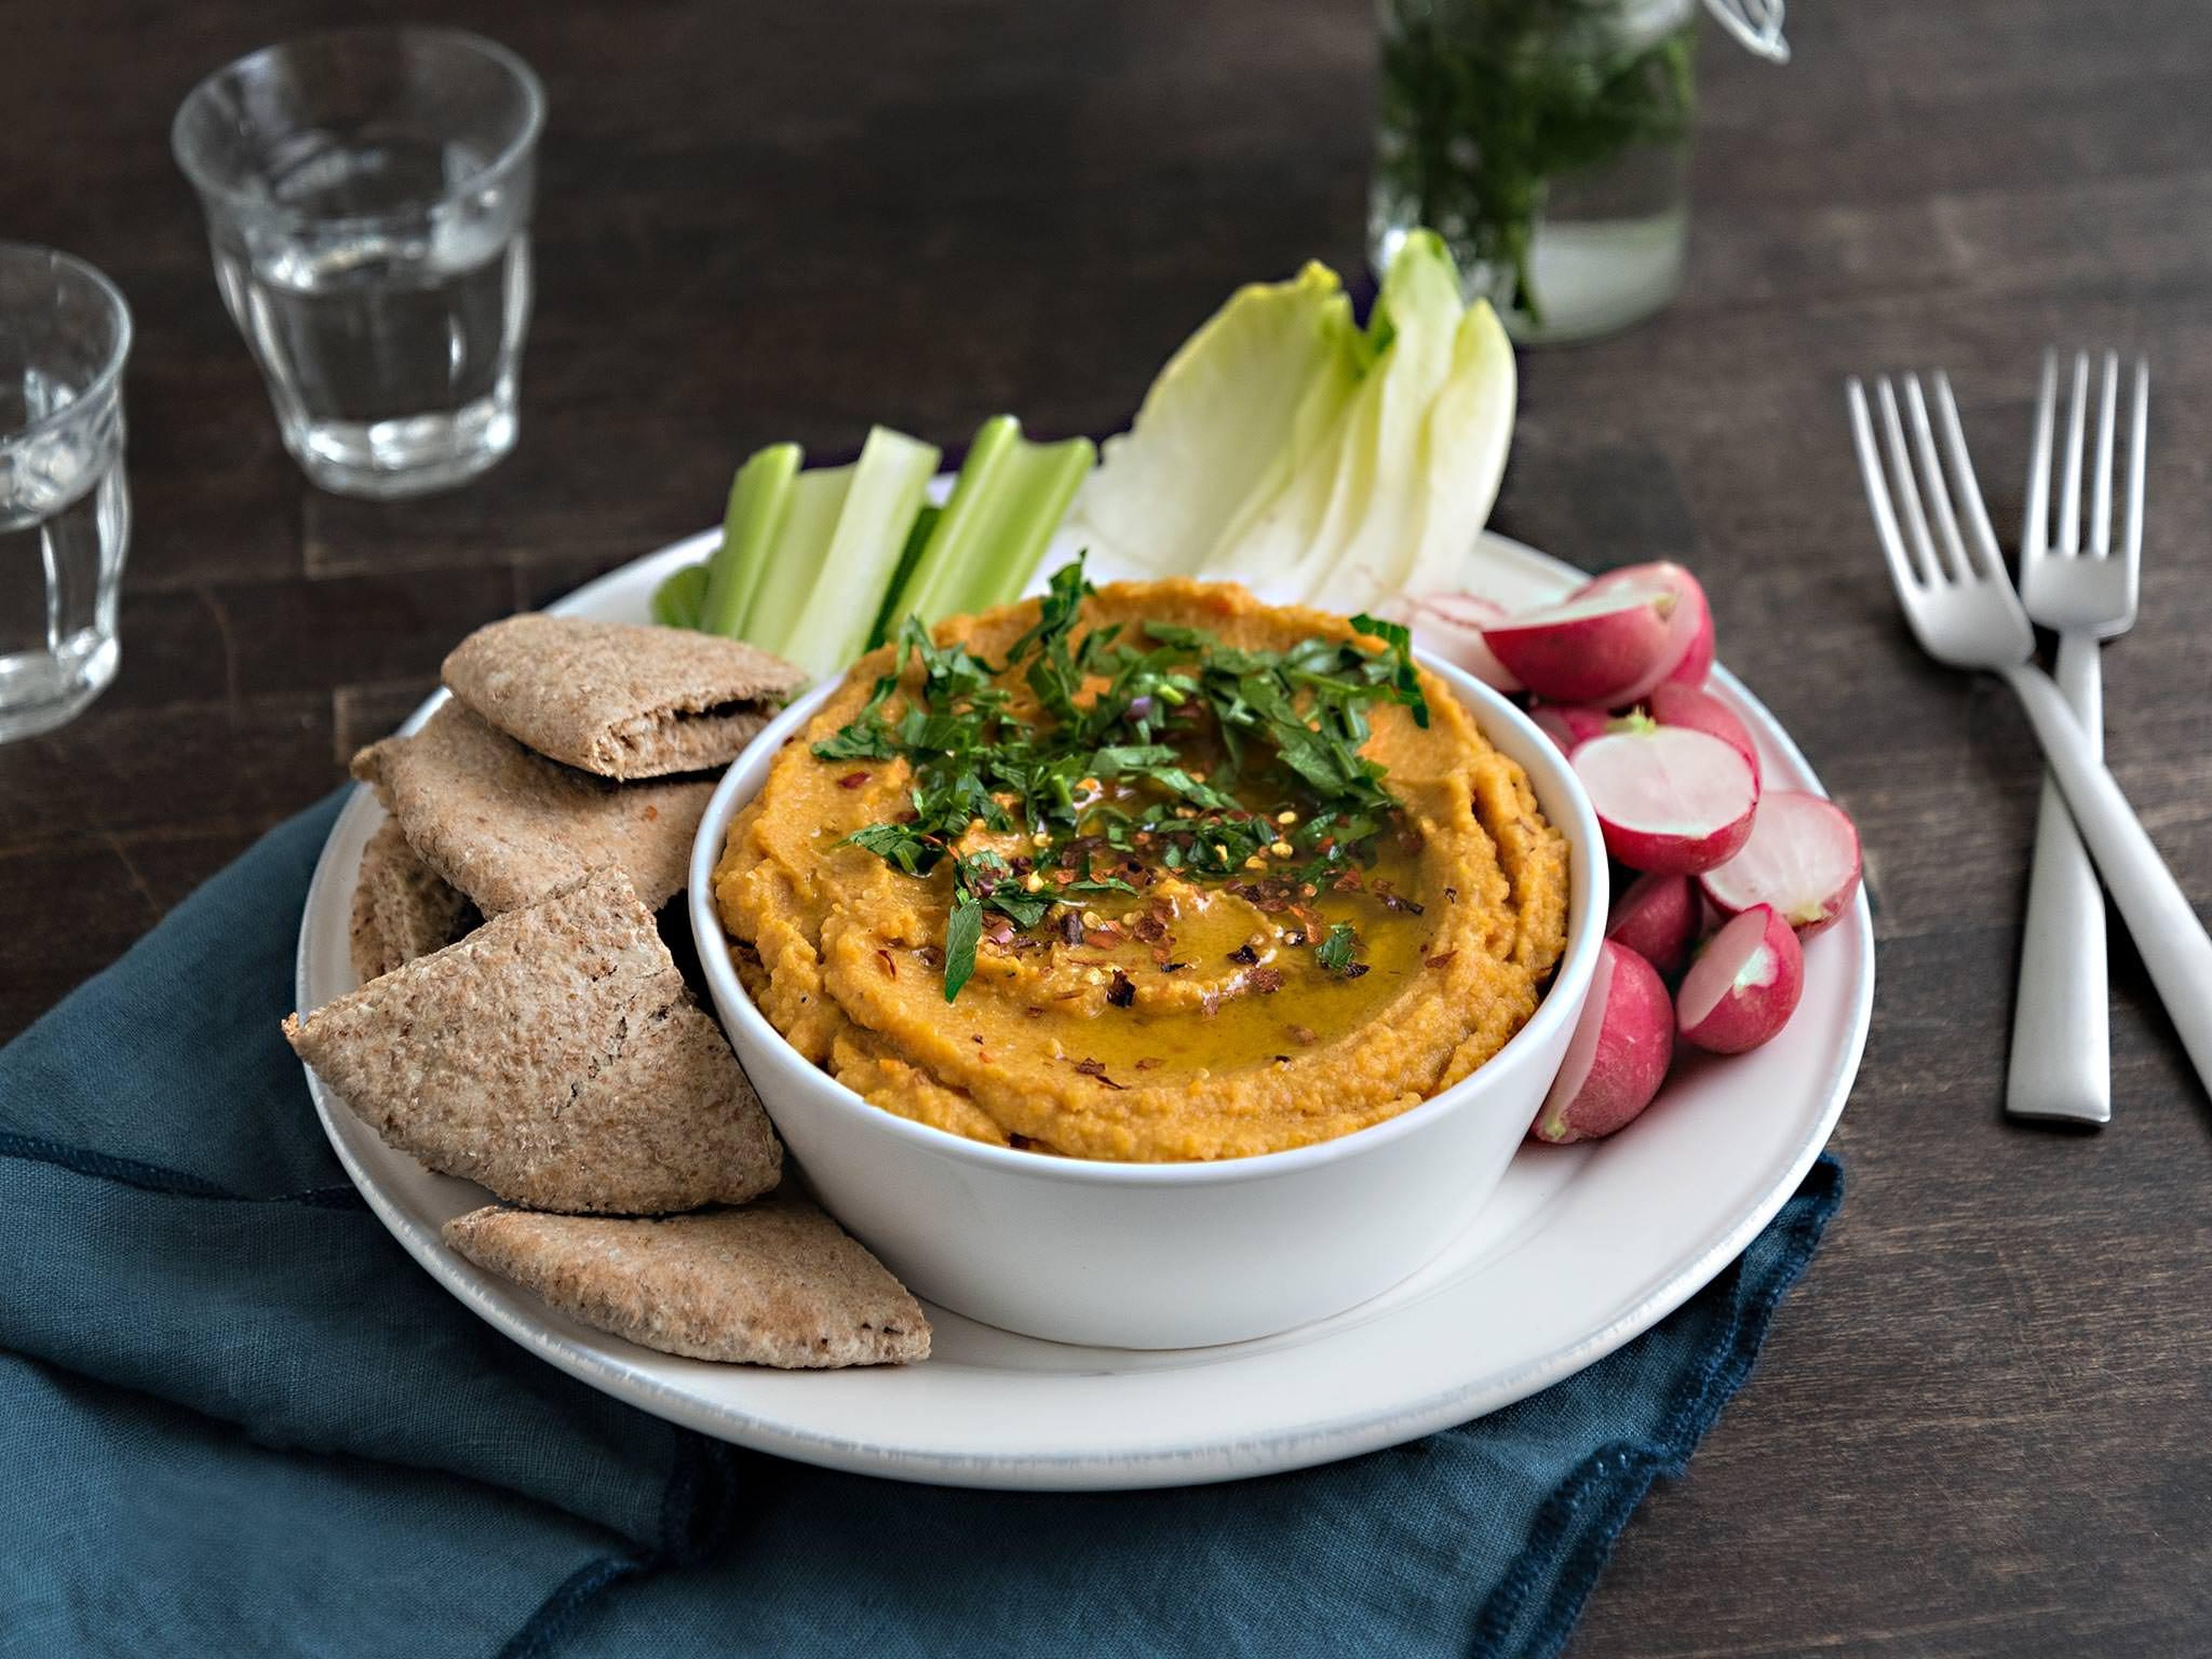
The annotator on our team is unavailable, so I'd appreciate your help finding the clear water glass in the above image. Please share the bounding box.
[172,28,544,499]
[0,244,131,743]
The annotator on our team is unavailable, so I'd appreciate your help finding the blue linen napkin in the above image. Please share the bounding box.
[0,793,1840,1659]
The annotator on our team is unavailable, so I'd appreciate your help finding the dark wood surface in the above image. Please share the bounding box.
[7,1,2211,1651]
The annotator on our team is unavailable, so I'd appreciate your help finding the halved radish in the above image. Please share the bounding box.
[1676,904,1803,1054]
[1644,681,1759,778]
[1700,790,1863,939]
[1530,941,1675,1143]
[1397,593,1523,693]
[1479,581,1678,704]
[1580,561,1714,700]
[1606,870,1702,979]
[1573,725,1759,875]
[1529,702,1613,756]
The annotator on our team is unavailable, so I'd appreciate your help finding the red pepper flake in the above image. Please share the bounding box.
[1245,965,1283,994]
[1228,942,1259,965]
[918,944,944,969]
[875,949,897,979]
[1161,961,1189,973]
[838,771,873,789]
[1425,949,1457,970]
[1024,1005,1044,1018]
[1058,911,1086,946]
[1444,886,1459,903]
[1106,969,1136,1007]
[1085,925,1126,948]
[1134,1057,1163,1070]
[1289,1024,1319,1046]
[1072,1057,1126,1090]
[1341,963,1371,979]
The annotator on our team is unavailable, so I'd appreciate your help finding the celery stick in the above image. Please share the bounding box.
[700,442,802,638]
[651,562,709,629]
[884,418,1097,632]
[735,463,856,664]
[866,503,942,651]
[770,426,942,681]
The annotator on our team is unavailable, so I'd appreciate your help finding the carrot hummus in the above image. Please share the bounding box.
[714,573,1569,1162]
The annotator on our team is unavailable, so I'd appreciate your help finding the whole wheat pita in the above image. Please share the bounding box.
[352,700,709,915]
[444,1192,930,1367]
[349,817,481,983]
[442,613,802,780]
[286,868,780,1215]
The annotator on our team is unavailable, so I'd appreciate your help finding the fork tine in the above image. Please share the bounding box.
[2024,350,2058,560]
[2124,357,2149,577]
[1847,377,1929,603]
[2090,350,2119,556]
[1930,372,2009,581]
[1873,376,1946,586]
[2058,350,2089,555]
[1902,374,1975,582]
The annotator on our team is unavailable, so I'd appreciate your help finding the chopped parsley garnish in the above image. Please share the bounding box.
[1315,922,1361,974]
[814,558,1427,1000]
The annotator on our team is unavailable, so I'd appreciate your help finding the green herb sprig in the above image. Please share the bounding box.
[813,559,1427,1001]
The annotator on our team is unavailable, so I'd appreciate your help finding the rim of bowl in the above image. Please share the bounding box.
[688,651,1607,1188]
[0,242,132,455]
[172,26,547,226]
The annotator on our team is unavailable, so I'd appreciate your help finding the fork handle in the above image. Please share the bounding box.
[2006,631,2112,1124]
[2002,662,2212,1100]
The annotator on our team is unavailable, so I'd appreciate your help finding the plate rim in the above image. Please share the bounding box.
[295,527,1870,1490]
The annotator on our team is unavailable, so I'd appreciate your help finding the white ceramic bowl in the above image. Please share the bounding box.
[688,656,1607,1349]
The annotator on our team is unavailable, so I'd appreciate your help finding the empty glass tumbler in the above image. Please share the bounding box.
[172,28,544,499]
[0,244,131,743]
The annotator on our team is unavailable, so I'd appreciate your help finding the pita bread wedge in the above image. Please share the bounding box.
[352,700,710,915]
[444,1192,930,1367]
[350,817,482,984]
[442,613,803,781]
[285,868,780,1215]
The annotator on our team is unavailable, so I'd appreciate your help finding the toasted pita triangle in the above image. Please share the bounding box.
[445,1192,930,1368]
[287,869,780,1215]
[349,817,480,983]
[442,613,802,780]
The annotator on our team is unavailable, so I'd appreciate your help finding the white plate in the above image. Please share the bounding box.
[296,527,1871,1492]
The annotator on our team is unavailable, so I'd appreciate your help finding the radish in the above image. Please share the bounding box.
[1606,871,1701,979]
[1479,580,1679,704]
[1529,702,1613,756]
[1396,593,1524,694]
[1643,681,1759,778]
[1700,790,1863,939]
[1573,725,1759,875]
[1530,941,1675,1143]
[1676,904,1804,1054]
[1580,562,1714,700]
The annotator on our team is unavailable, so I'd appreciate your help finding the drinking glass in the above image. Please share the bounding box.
[172,28,544,499]
[0,243,131,743]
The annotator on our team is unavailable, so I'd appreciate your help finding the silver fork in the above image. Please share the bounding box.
[1846,370,2212,1101]
[2009,352,2146,1125]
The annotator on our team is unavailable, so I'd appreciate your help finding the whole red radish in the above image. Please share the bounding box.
[1530,941,1675,1143]
[1643,681,1759,777]
[1529,702,1613,756]
[1676,904,1804,1054]
[1579,561,1714,699]
[1607,871,1701,979]
[1573,724,1759,875]
[1397,593,1524,694]
[1480,581,1678,704]
[1700,790,1863,939]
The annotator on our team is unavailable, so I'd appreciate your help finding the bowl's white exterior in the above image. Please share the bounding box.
[688,657,1606,1350]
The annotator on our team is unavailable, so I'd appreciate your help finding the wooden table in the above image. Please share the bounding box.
[7,2,2209,1651]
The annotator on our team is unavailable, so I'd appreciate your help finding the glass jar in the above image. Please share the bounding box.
[1370,0,1705,344]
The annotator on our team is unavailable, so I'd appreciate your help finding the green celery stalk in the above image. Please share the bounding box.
[866,502,942,652]
[699,442,802,638]
[768,426,942,681]
[883,417,1097,633]
[651,562,710,629]
[734,463,855,663]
